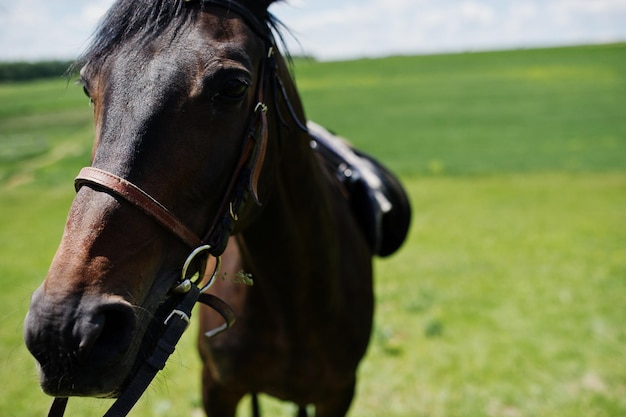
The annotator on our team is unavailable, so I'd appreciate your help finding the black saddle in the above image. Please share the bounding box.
[308,122,411,257]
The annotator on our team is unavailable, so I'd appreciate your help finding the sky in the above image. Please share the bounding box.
[1,0,625,62]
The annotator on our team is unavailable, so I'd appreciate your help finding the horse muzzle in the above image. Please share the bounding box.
[24,287,137,397]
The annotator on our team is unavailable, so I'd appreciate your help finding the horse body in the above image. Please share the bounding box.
[198,41,374,416]
[199,116,373,414]
[24,1,377,416]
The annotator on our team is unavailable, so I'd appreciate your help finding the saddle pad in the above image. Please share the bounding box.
[308,122,411,257]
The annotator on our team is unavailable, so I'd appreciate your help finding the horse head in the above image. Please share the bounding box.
[24,0,284,398]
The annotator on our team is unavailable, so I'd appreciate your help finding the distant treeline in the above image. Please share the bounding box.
[0,60,74,83]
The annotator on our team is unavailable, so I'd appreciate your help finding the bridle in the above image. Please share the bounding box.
[74,13,272,258]
[46,1,285,416]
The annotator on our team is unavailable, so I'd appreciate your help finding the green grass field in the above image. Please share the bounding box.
[1,43,625,417]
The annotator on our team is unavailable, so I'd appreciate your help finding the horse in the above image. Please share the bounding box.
[24,1,410,416]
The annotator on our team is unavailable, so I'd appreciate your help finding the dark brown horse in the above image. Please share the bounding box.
[24,1,409,416]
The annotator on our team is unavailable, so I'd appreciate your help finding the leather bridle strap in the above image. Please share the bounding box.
[48,284,203,417]
[75,167,204,249]
[102,284,200,417]
[74,53,270,255]
[47,291,235,417]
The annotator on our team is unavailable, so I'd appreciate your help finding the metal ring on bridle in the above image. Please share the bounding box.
[179,245,222,293]
[200,255,221,293]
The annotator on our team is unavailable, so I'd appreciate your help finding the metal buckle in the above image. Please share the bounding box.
[229,201,239,221]
[254,102,268,113]
[170,279,193,294]
[164,309,190,326]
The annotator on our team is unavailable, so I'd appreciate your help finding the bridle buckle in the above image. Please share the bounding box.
[164,309,191,326]
[176,245,222,294]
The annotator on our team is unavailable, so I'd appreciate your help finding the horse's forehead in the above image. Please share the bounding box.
[85,11,262,119]
[79,10,257,84]
[119,19,250,68]
[84,11,263,169]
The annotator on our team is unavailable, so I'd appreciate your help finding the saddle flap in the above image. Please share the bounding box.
[308,122,411,257]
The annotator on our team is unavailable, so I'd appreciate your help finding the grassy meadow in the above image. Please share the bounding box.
[1,43,625,416]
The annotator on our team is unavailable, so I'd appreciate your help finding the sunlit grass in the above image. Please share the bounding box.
[2,173,624,416]
[354,173,626,417]
[295,43,626,177]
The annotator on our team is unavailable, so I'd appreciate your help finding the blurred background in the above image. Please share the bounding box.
[1,1,625,416]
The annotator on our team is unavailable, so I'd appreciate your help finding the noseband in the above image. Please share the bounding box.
[47,2,280,416]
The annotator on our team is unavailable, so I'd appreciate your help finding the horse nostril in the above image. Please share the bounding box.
[76,303,136,367]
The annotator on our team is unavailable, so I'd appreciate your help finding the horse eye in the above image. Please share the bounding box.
[82,85,94,107]
[216,79,250,102]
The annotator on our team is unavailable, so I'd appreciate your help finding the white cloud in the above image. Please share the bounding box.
[0,0,624,61]
[271,0,626,60]
[0,0,114,61]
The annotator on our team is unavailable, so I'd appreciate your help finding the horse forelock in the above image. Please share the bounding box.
[75,0,284,72]
[76,0,195,70]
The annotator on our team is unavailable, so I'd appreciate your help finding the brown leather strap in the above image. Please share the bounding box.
[200,58,270,246]
[75,167,204,249]
[198,293,237,338]
[73,50,271,254]
[199,104,265,247]
[248,103,268,205]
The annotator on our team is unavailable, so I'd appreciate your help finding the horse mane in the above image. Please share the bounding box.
[75,0,288,72]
